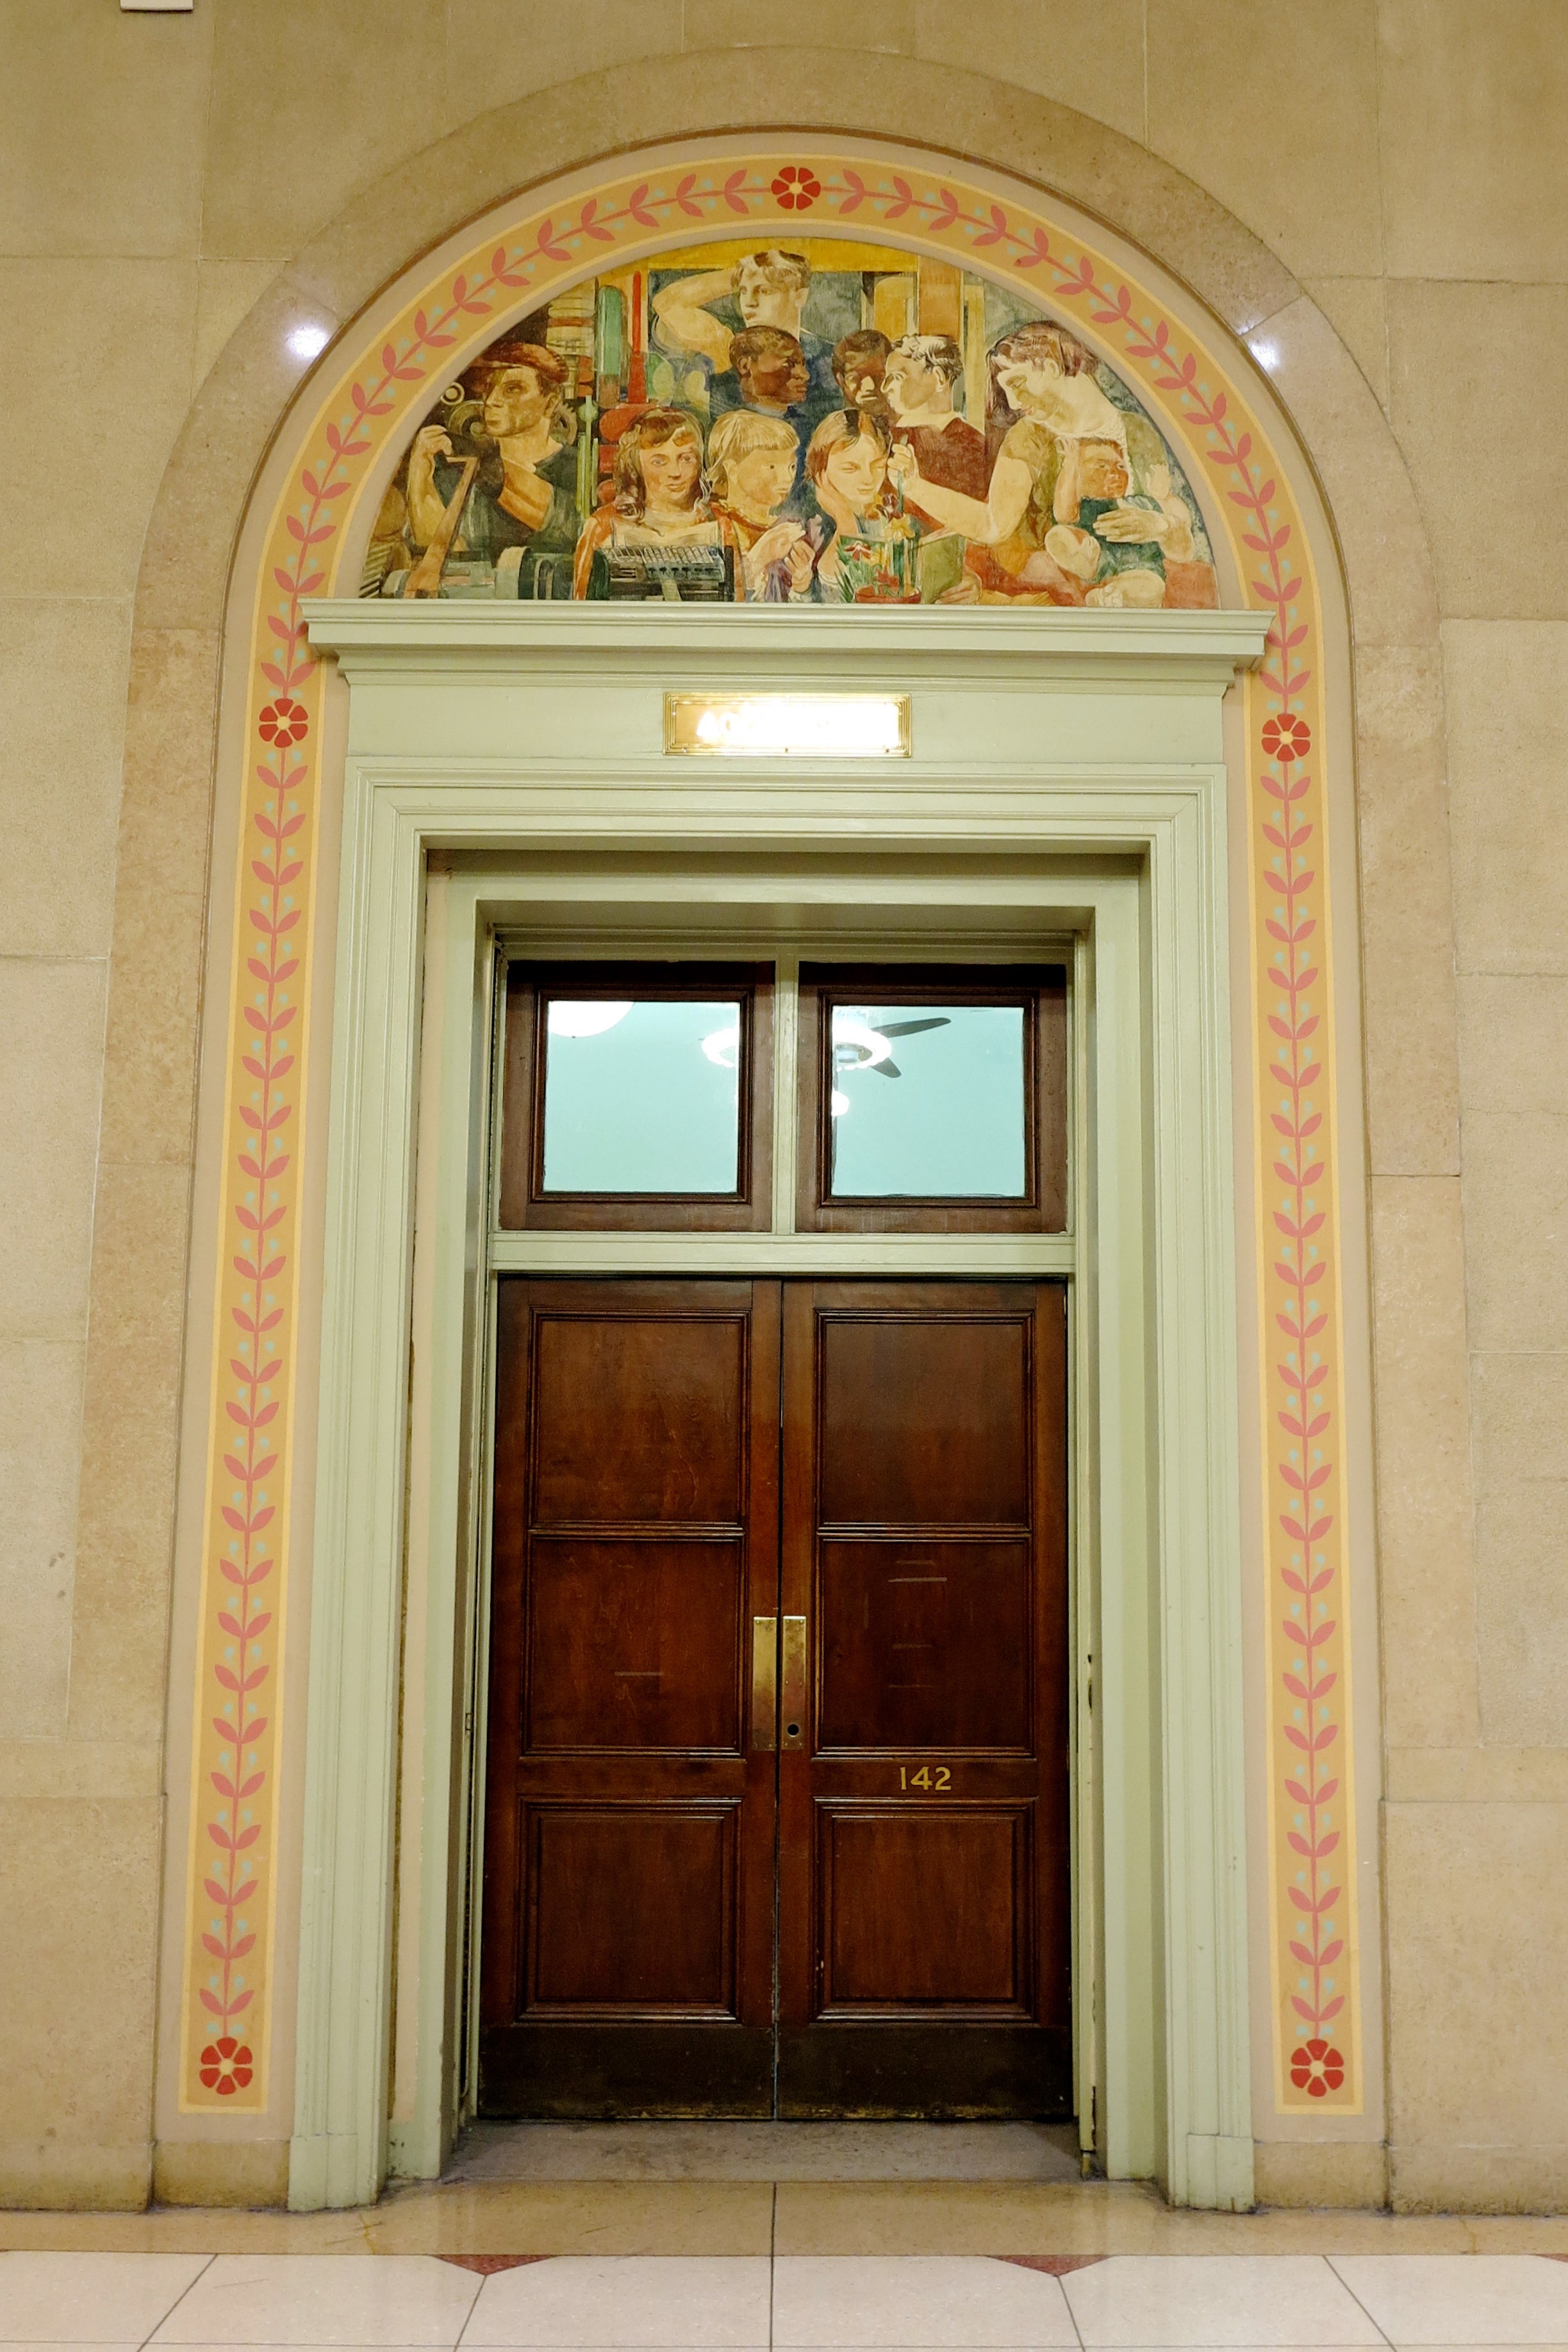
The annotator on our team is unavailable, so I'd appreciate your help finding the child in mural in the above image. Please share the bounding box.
[367,340,581,598]
[572,406,742,598]
[704,411,820,600]
[804,409,927,602]
[652,250,840,433]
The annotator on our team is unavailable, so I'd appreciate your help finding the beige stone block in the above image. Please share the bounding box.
[1354,643,1460,1176]
[0,959,107,1345]
[1444,622,1568,975]
[912,0,1147,137]
[1146,0,1382,279]
[917,0,1144,137]
[0,1343,83,1744]
[0,600,133,959]
[153,2139,290,2209]
[0,2137,152,2213]
[1391,2141,1568,2218]
[194,261,286,390]
[1303,278,1389,415]
[1459,977,1568,1117]
[1390,283,1568,623]
[1384,1802,1568,2169]
[1253,2139,1389,2210]
[1245,295,1439,652]
[688,0,913,50]
[1387,1745,1568,1803]
[1474,1480,1568,1749]
[99,882,206,1169]
[0,1739,162,1801]
[0,0,210,258]
[449,0,682,113]
[1462,1111,1568,1354]
[202,0,449,262]
[0,261,196,600]
[1378,0,1568,285]
[1472,1351,1568,1489]
[0,1796,161,2148]
[1369,1177,1478,1750]
[68,1163,192,1745]
[117,629,221,893]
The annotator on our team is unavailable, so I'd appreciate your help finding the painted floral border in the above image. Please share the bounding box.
[177,153,1360,2117]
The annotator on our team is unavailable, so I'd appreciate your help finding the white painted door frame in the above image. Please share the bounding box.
[288,606,1266,2212]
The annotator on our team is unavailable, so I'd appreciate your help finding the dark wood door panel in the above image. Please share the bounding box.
[531,1309,746,1523]
[525,1538,744,1752]
[525,1803,738,2016]
[779,1279,1070,2116]
[817,1803,1032,2014]
[482,1277,778,2116]
[817,1539,1032,1752]
[816,1311,1030,1526]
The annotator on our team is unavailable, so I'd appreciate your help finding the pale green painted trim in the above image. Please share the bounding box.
[292,606,1263,2211]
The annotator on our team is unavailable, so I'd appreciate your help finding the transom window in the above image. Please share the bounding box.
[498,959,1066,1235]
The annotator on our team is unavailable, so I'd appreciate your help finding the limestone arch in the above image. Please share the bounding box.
[109,76,1451,2208]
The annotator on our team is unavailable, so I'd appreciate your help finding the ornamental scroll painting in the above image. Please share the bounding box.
[359,239,1217,609]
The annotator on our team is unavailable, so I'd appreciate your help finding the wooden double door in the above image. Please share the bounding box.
[481,1276,1070,2117]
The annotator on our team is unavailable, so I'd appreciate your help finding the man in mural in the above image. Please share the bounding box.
[832,328,893,423]
[399,340,580,595]
[881,334,991,513]
[653,249,839,427]
[705,410,819,599]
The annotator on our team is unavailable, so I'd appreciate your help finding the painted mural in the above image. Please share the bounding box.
[359,240,1217,610]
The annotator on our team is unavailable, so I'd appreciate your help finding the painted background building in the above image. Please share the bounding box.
[0,1,1564,2221]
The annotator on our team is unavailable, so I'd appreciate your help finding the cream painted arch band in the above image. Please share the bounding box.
[161,138,1375,2208]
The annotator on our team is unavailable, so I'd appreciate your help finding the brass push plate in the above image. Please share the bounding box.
[780,1616,808,1750]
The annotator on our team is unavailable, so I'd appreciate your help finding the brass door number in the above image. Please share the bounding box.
[898,1765,953,1791]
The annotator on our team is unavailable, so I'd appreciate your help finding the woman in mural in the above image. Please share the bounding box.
[571,406,740,598]
[704,411,819,600]
[890,319,1213,605]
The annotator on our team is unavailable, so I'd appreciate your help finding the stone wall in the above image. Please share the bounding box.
[1,0,1565,2211]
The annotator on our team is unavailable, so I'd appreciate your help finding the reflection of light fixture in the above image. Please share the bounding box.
[831,1009,895,1070]
[665,693,910,758]
[285,321,331,362]
[548,1000,632,1038]
[830,1088,850,1118]
[700,1022,741,1068]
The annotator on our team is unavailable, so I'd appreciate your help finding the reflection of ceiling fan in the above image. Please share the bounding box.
[832,1010,950,1082]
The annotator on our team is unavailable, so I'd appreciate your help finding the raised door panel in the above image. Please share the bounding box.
[818,1805,1031,2012]
[817,1539,1032,1752]
[816,1314,1029,1526]
[525,1539,743,1752]
[531,1312,745,1524]
[526,1805,737,2014]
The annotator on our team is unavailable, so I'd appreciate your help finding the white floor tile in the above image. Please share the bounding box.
[1330,2257,1568,2346]
[771,2255,1078,2347]
[1062,2257,1388,2348]
[147,2255,479,2346]
[0,2254,211,2343]
[463,2254,772,2348]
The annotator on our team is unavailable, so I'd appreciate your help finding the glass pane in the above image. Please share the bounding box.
[828,1002,1027,1198]
[542,998,742,1193]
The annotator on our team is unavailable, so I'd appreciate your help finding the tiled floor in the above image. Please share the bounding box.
[4,2251,1568,2352]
